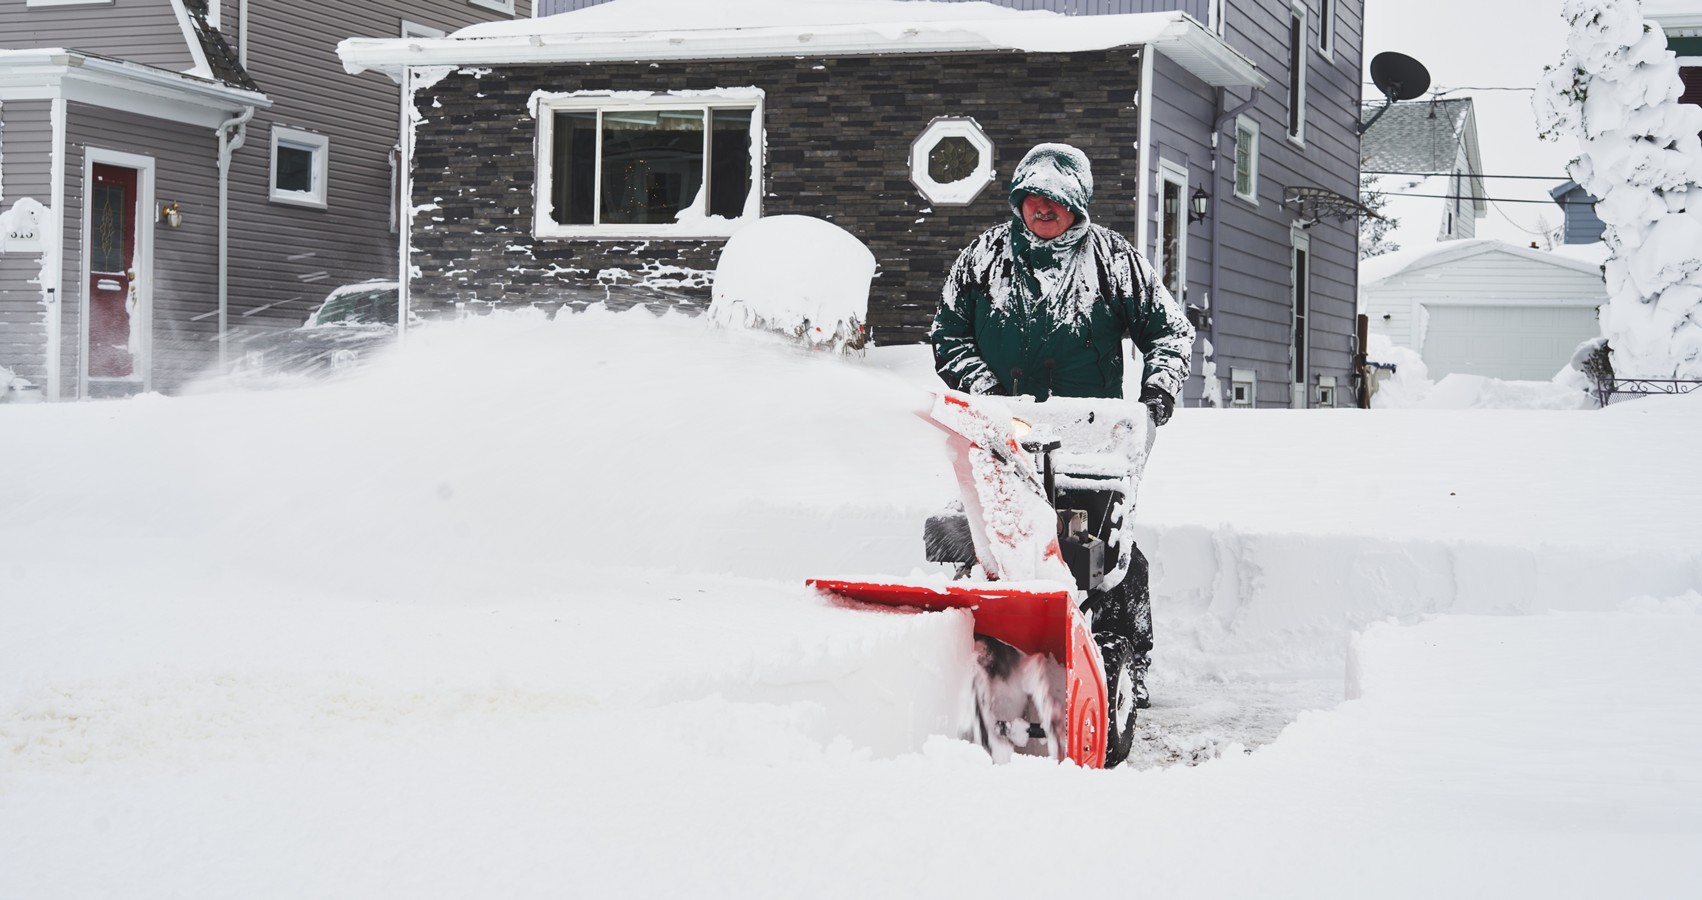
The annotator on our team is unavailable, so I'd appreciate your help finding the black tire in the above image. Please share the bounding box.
[1099,632,1138,768]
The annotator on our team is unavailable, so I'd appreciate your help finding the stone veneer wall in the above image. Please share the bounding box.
[411,49,1144,344]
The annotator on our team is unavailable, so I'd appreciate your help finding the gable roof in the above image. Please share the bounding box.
[1361,97,1486,214]
[338,0,1263,89]
[1359,238,1605,291]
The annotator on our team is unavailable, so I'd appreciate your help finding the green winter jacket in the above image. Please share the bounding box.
[931,144,1195,402]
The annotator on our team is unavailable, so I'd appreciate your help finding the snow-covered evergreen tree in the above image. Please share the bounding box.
[1535,0,1702,380]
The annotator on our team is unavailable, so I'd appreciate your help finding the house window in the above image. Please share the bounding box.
[1156,161,1187,300]
[534,91,762,238]
[1287,2,1308,143]
[270,127,329,209]
[1231,368,1256,408]
[1291,227,1311,409]
[1234,116,1259,203]
[1317,0,1335,58]
[468,0,515,14]
[1317,375,1337,408]
[1680,63,1701,108]
[910,117,996,206]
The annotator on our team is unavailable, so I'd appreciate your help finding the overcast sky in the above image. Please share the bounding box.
[1361,0,1581,248]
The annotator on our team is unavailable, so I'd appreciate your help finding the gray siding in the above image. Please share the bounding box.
[0,100,52,386]
[1208,0,1362,406]
[0,0,195,72]
[222,0,532,338]
[540,0,1208,16]
[61,103,222,393]
[1145,52,1216,401]
[1556,186,1605,245]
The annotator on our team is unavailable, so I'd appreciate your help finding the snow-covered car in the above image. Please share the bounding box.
[231,281,399,378]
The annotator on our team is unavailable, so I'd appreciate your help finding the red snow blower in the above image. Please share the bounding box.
[810,391,1153,768]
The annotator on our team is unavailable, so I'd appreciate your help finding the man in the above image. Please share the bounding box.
[930,142,1194,734]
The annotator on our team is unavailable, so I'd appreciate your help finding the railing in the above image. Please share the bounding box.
[1601,378,1702,406]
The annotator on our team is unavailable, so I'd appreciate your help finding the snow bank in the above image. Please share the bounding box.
[708,215,874,353]
[6,314,1702,898]
[1364,333,1593,409]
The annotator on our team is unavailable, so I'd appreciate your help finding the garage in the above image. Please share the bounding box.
[1420,303,1601,381]
[1360,240,1607,382]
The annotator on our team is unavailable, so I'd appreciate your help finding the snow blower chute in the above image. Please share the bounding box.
[810,391,1153,767]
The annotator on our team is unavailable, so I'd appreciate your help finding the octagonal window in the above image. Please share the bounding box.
[910,117,995,206]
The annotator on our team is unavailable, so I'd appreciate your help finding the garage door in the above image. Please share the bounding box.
[1421,304,1600,381]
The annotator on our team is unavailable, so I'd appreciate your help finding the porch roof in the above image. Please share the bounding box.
[0,48,269,129]
[339,1,1264,90]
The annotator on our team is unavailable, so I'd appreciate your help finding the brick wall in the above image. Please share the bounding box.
[411,49,1145,344]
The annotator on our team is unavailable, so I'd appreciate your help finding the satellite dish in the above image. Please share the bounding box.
[1359,52,1433,135]
[1370,52,1431,102]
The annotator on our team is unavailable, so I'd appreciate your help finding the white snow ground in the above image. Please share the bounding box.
[3,310,1700,897]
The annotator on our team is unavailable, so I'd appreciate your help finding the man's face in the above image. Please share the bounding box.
[1020,194,1076,241]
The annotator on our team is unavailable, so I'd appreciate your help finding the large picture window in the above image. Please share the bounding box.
[534,91,762,238]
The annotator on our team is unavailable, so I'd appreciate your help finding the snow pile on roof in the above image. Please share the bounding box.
[337,0,1261,88]
[1535,0,1702,379]
[1359,237,1604,290]
[470,0,1045,37]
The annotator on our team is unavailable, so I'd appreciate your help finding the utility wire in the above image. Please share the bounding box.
[1364,170,1570,181]
[1379,190,1578,205]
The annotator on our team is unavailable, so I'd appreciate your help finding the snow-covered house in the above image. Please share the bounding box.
[0,0,532,402]
[339,0,1372,410]
[1359,239,1606,382]
[1359,97,1487,242]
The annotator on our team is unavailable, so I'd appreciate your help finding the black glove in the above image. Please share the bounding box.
[1139,384,1174,426]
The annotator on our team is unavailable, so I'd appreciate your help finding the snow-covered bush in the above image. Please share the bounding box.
[708,215,877,354]
[1535,0,1702,380]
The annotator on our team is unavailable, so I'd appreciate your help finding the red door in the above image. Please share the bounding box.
[88,164,139,379]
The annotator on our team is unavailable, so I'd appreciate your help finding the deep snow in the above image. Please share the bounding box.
[3,310,1700,897]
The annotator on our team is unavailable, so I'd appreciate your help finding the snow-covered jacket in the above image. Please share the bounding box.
[931,144,1195,402]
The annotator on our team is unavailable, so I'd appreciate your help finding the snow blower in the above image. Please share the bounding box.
[810,391,1154,767]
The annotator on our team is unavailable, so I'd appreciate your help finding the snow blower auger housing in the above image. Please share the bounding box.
[810,391,1153,768]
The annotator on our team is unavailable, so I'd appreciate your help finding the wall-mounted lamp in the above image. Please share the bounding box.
[1188,186,1210,223]
[161,201,183,229]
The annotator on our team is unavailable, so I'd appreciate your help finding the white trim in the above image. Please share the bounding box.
[1286,1,1308,146]
[80,148,156,395]
[1232,114,1259,204]
[339,11,1267,91]
[1677,56,1702,66]
[1155,158,1188,301]
[1208,0,1225,36]
[25,0,112,6]
[1135,45,1155,256]
[402,20,447,39]
[46,96,68,402]
[167,0,214,81]
[469,0,516,15]
[208,0,221,30]
[1290,224,1311,408]
[531,90,764,239]
[1230,367,1255,408]
[909,117,996,207]
[0,50,268,128]
[1317,374,1336,408]
[269,126,330,209]
[1316,0,1335,61]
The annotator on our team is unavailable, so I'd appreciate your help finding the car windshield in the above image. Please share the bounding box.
[311,287,398,326]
